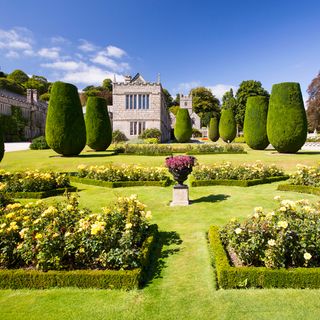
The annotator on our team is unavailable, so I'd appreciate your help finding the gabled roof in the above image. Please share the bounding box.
[130,73,146,84]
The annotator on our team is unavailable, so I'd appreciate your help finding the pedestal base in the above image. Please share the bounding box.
[170,184,189,206]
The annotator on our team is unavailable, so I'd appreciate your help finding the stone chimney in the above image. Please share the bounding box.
[124,75,132,83]
[26,89,38,104]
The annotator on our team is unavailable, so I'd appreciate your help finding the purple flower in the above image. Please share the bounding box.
[165,155,196,171]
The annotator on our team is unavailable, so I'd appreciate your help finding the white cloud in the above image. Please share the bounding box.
[38,47,61,59]
[78,39,97,52]
[105,45,126,58]
[0,27,33,51]
[5,51,19,58]
[51,36,69,44]
[91,52,130,72]
[207,84,238,101]
[173,81,201,95]
[41,60,82,71]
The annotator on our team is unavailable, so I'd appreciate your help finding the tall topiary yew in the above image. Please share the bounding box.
[219,108,236,142]
[208,117,219,142]
[174,109,192,142]
[85,96,112,151]
[46,81,86,156]
[244,96,269,150]
[267,82,307,153]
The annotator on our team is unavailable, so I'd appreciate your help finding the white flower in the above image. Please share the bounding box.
[125,223,133,229]
[268,239,276,246]
[254,207,263,214]
[277,220,288,229]
[235,228,242,235]
[274,195,281,201]
[304,252,312,260]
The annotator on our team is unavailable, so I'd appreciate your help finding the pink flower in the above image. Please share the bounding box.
[165,155,196,171]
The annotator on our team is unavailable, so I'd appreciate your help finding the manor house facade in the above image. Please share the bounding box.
[0,88,47,141]
[110,73,171,142]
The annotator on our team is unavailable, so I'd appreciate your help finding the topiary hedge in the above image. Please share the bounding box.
[85,96,112,151]
[46,81,86,156]
[208,117,219,142]
[219,109,236,143]
[267,82,307,153]
[174,109,192,142]
[244,96,269,150]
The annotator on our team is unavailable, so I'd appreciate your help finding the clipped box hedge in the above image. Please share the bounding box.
[277,184,320,196]
[70,176,171,188]
[0,224,158,290]
[4,186,78,199]
[208,225,320,289]
[191,176,289,187]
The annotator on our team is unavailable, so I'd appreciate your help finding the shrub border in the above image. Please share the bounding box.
[4,187,78,199]
[0,224,158,289]
[70,176,172,188]
[191,176,289,187]
[277,184,320,196]
[208,225,320,289]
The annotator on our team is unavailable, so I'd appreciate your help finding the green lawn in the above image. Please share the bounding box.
[0,148,320,319]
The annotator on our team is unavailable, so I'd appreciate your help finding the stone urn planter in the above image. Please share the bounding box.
[165,155,196,206]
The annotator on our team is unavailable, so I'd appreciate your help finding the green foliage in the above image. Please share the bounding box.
[169,105,180,115]
[0,78,25,95]
[0,106,27,142]
[277,184,320,196]
[85,96,112,151]
[209,225,320,289]
[5,187,77,199]
[162,88,174,108]
[289,164,320,187]
[244,96,269,150]
[7,69,29,84]
[0,124,4,162]
[192,128,202,137]
[174,109,192,142]
[219,108,236,142]
[221,89,237,113]
[29,136,50,150]
[143,138,159,144]
[267,82,308,153]
[112,129,128,143]
[70,176,171,188]
[102,78,113,91]
[46,81,86,156]
[23,78,48,95]
[208,117,219,142]
[39,92,50,101]
[0,194,153,271]
[235,80,269,128]
[191,87,220,126]
[139,128,162,141]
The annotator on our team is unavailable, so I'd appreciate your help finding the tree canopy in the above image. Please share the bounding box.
[190,87,220,126]
[306,72,320,131]
[235,80,269,129]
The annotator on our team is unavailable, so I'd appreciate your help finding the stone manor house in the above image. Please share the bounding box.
[0,88,47,141]
[109,73,201,142]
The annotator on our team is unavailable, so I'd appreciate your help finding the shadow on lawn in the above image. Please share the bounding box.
[191,194,230,204]
[141,230,182,288]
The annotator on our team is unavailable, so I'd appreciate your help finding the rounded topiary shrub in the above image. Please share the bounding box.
[139,128,162,141]
[112,130,128,143]
[174,109,192,143]
[46,81,86,156]
[219,109,236,143]
[267,82,307,153]
[244,96,269,150]
[85,96,112,151]
[208,117,219,142]
[29,136,50,150]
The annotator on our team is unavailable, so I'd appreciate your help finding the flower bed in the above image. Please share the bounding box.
[191,161,288,187]
[0,170,75,198]
[277,164,320,195]
[0,195,157,289]
[74,164,171,187]
[114,143,246,156]
[209,198,320,289]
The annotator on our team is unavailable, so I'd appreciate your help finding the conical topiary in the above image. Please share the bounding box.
[244,96,269,150]
[174,109,192,142]
[219,108,236,143]
[0,125,4,162]
[45,81,86,156]
[267,82,307,153]
[208,117,219,142]
[85,96,112,151]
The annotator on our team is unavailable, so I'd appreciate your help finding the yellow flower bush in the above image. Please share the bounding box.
[77,164,169,182]
[220,197,320,268]
[290,164,320,187]
[0,194,152,271]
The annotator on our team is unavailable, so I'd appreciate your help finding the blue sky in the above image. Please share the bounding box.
[0,0,320,101]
